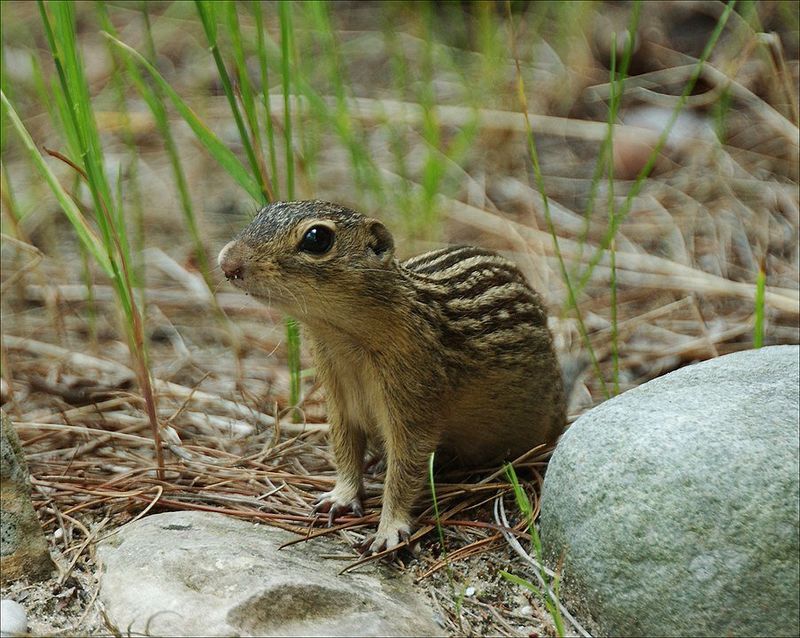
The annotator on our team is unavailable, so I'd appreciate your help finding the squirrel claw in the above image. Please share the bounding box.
[313,492,363,526]
[359,522,412,557]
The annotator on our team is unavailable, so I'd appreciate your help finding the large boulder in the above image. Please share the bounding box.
[1,410,55,584]
[540,345,800,637]
[97,510,443,637]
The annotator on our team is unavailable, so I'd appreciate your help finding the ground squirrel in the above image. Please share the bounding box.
[219,201,566,554]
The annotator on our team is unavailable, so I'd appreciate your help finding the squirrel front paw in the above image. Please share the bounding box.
[360,517,411,555]
[313,489,364,526]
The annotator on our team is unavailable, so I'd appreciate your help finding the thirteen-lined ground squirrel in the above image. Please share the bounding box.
[219,200,566,553]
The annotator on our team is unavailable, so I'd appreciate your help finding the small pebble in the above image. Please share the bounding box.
[464,586,476,597]
[0,599,28,637]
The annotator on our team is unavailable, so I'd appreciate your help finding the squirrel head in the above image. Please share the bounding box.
[218,201,397,324]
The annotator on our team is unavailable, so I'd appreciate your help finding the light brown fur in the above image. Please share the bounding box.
[219,200,565,553]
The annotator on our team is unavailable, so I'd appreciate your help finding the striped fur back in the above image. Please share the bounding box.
[399,246,548,353]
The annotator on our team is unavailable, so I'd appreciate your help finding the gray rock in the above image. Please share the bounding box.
[1,410,55,584]
[0,599,28,637]
[97,511,443,637]
[540,345,800,637]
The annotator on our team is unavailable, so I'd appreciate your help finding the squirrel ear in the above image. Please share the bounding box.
[367,220,394,262]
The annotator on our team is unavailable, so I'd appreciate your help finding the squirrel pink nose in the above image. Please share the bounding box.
[218,241,245,281]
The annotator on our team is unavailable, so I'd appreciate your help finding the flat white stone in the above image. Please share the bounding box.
[97,511,443,637]
[0,599,28,637]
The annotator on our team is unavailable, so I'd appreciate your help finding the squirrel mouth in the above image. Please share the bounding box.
[218,241,244,279]
[225,270,243,282]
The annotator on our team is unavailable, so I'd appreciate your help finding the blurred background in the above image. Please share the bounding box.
[3,1,799,388]
[3,2,797,399]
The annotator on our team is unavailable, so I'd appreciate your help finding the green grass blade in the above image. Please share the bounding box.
[503,463,566,637]
[500,570,544,597]
[504,463,533,524]
[507,10,609,398]
[32,1,164,478]
[223,0,272,202]
[279,0,295,200]
[104,32,262,202]
[1,90,113,276]
[575,1,640,266]
[0,163,22,227]
[429,452,447,555]
[29,52,60,146]
[607,33,621,395]
[40,1,115,253]
[278,0,302,412]
[754,257,766,348]
[383,19,413,217]
[285,317,302,411]
[100,2,213,287]
[574,0,737,298]
[195,0,269,202]
[429,451,464,627]
[305,1,385,206]
[252,1,280,198]
[500,570,565,636]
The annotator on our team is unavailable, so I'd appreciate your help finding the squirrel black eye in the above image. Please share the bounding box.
[298,225,335,254]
